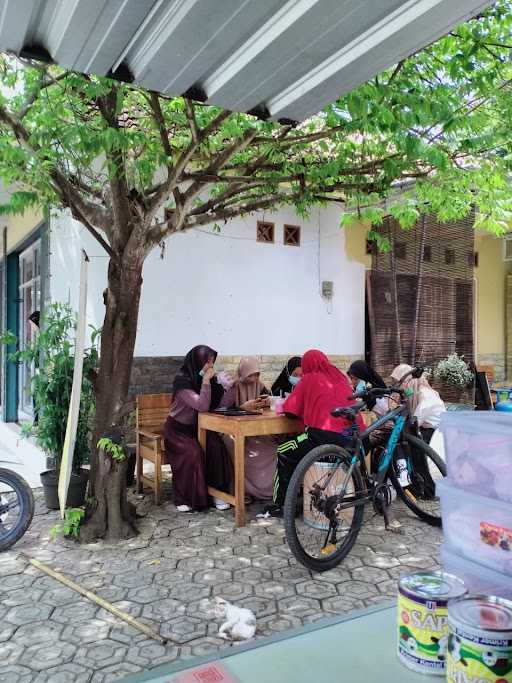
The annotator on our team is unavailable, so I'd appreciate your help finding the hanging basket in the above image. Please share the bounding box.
[432,379,475,406]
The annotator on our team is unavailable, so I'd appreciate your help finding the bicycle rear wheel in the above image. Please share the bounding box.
[0,468,34,552]
[284,445,365,572]
[389,434,445,527]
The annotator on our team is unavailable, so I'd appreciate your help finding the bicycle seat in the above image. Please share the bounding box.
[331,402,365,420]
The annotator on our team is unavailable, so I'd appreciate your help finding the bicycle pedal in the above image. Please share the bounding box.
[320,543,337,555]
[385,519,403,534]
[404,489,418,504]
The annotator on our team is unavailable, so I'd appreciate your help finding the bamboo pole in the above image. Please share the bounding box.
[390,225,403,364]
[24,555,167,644]
[411,215,427,366]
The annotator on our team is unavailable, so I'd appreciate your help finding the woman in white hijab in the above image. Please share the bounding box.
[390,364,445,443]
[391,364,445,498]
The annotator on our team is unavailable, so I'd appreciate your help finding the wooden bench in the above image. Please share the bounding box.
[136,393,171,505]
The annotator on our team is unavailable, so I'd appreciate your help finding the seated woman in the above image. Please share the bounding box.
[271,356,302,397]
[164,345,233,512]
[224,357,276,501]
[347,360,386,393]
[347,360,388,469]
[265,350,364,517]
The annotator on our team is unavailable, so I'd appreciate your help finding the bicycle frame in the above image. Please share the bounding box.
[329,403,410,511]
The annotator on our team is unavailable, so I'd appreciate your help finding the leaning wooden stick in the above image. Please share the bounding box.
[24,555,167,644]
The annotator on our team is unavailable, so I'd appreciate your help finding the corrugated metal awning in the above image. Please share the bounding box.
[0,0,492,121]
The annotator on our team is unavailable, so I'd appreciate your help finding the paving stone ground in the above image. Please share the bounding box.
[0,485,441,682]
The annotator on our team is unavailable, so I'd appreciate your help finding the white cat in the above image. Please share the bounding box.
[214,597,256,641]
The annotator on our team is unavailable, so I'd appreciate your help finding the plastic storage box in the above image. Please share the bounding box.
[441,544,512,599]
[440,411,512,502]
[438,479,512,576]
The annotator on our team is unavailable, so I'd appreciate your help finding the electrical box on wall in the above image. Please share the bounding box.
[321,280,333,298]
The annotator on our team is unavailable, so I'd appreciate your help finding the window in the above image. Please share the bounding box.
[445,249,455,265]
[18,240,42,417]
[423,245,432,263]
[283,224,301,246]
[394,241,406,259]
[504,236,512,262]
[257,221,274,243]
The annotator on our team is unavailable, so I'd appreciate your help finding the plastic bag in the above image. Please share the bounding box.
[414,387,445,428]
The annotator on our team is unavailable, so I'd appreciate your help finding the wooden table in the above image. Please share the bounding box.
[198,411,302,527]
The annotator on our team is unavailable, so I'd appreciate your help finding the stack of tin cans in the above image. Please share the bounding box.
[398,570,512,680]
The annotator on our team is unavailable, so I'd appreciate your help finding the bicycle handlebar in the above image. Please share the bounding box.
[348,387,391,400]
[348,366,425,401]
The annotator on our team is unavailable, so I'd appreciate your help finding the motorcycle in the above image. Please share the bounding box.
[0,463,34,551]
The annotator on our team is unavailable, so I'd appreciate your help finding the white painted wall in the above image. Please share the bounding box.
[49,204,365,357]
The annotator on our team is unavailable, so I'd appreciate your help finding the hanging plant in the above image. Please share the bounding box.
[434,353,474,389]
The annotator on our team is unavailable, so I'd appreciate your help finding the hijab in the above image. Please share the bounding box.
[283,350,363,432]
[172,345,224,410]
[235,357,267,406]
[271,356,302,397]
[391,363,430,416]
[347,360,386,389]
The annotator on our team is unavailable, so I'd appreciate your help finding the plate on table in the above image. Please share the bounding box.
[213,408,262,416]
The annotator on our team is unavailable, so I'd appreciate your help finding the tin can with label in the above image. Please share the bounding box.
[398,570,467,675]
[447,595,512,682]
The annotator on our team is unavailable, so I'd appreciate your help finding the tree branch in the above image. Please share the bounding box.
[148,92,173,162]
[184,99,200,144]
[17,71,69,119]
[95,87,132,249]
[387,60,405,85]
[252,124,346,148]
[184,193,298,228]
[145,110,232,218]
[0,94,118,263]
[179,127,260,210]
[68,204,116,259]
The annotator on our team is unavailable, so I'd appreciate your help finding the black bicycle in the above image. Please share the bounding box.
[0,466,34,551]
[284,367,446,572]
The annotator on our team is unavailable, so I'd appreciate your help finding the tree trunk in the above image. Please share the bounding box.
[81,253,144,542]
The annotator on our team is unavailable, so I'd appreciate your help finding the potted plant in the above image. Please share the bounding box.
[433,353,475,405]
[16,303,97,509]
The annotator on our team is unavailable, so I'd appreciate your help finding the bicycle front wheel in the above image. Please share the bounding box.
[389,434,445,528]
[284,445,365,572]
[0,468,34,552]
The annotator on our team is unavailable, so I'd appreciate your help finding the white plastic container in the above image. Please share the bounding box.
[441,544,512,599]
[440,412,512,502]
[438,479,512,576]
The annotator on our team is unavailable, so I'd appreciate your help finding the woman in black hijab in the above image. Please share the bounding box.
[172,345,225,413]
[164,345,233,512]
[271,356,302,397]
[347,361,386,389]
[347,360,387,414]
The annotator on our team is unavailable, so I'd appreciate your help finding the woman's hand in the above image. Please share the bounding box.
[240,398,266,411]
[202,366,216,383]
